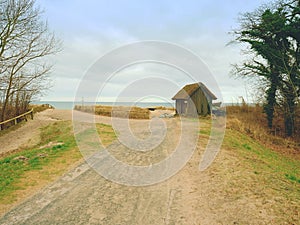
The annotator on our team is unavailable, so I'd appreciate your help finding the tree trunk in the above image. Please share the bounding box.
[1,88,11,122]
[284,96,295,137]
[264,68,279,129]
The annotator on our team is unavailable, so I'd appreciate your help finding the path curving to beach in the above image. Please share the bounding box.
[0,109,291,224]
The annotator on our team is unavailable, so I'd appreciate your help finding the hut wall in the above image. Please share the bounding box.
[186,98,198,116]
[190,88,211,116]
[176,99,187,114]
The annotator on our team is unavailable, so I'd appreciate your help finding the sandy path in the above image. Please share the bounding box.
[0,109,282,224]
[0,109,72,155]
[0,143,277,224]
[0,109,116,156]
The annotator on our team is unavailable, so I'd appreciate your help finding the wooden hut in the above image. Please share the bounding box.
[172,82,217,116]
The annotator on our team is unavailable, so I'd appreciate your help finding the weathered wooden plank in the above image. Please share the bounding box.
[0,109,34,126]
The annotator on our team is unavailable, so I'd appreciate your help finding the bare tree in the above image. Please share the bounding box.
[0,0,60,121]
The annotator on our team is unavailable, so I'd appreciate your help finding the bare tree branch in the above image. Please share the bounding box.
[0,0,61,121]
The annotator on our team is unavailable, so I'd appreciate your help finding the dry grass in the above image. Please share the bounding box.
[226,104,300,158]
[153,106,175,111]
[30,104,54,113]
[74,105,150,119]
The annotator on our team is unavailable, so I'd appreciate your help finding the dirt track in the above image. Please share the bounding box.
[0,109,291,224]
[0,147,275,224]
[0,109,116,156]
[0,109,72,156]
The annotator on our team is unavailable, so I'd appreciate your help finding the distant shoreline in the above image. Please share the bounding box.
[32,101,176,110]
[33,101,257,110]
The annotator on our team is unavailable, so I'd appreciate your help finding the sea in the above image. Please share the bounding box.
[32,101,175,110]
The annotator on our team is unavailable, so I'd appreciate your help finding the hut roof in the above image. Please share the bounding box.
[172,82,217,100]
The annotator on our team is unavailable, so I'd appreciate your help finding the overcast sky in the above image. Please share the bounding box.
[36,0,270,103]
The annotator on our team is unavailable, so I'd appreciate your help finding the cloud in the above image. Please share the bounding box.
[37,0,269,103]
[43,77,81,101]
